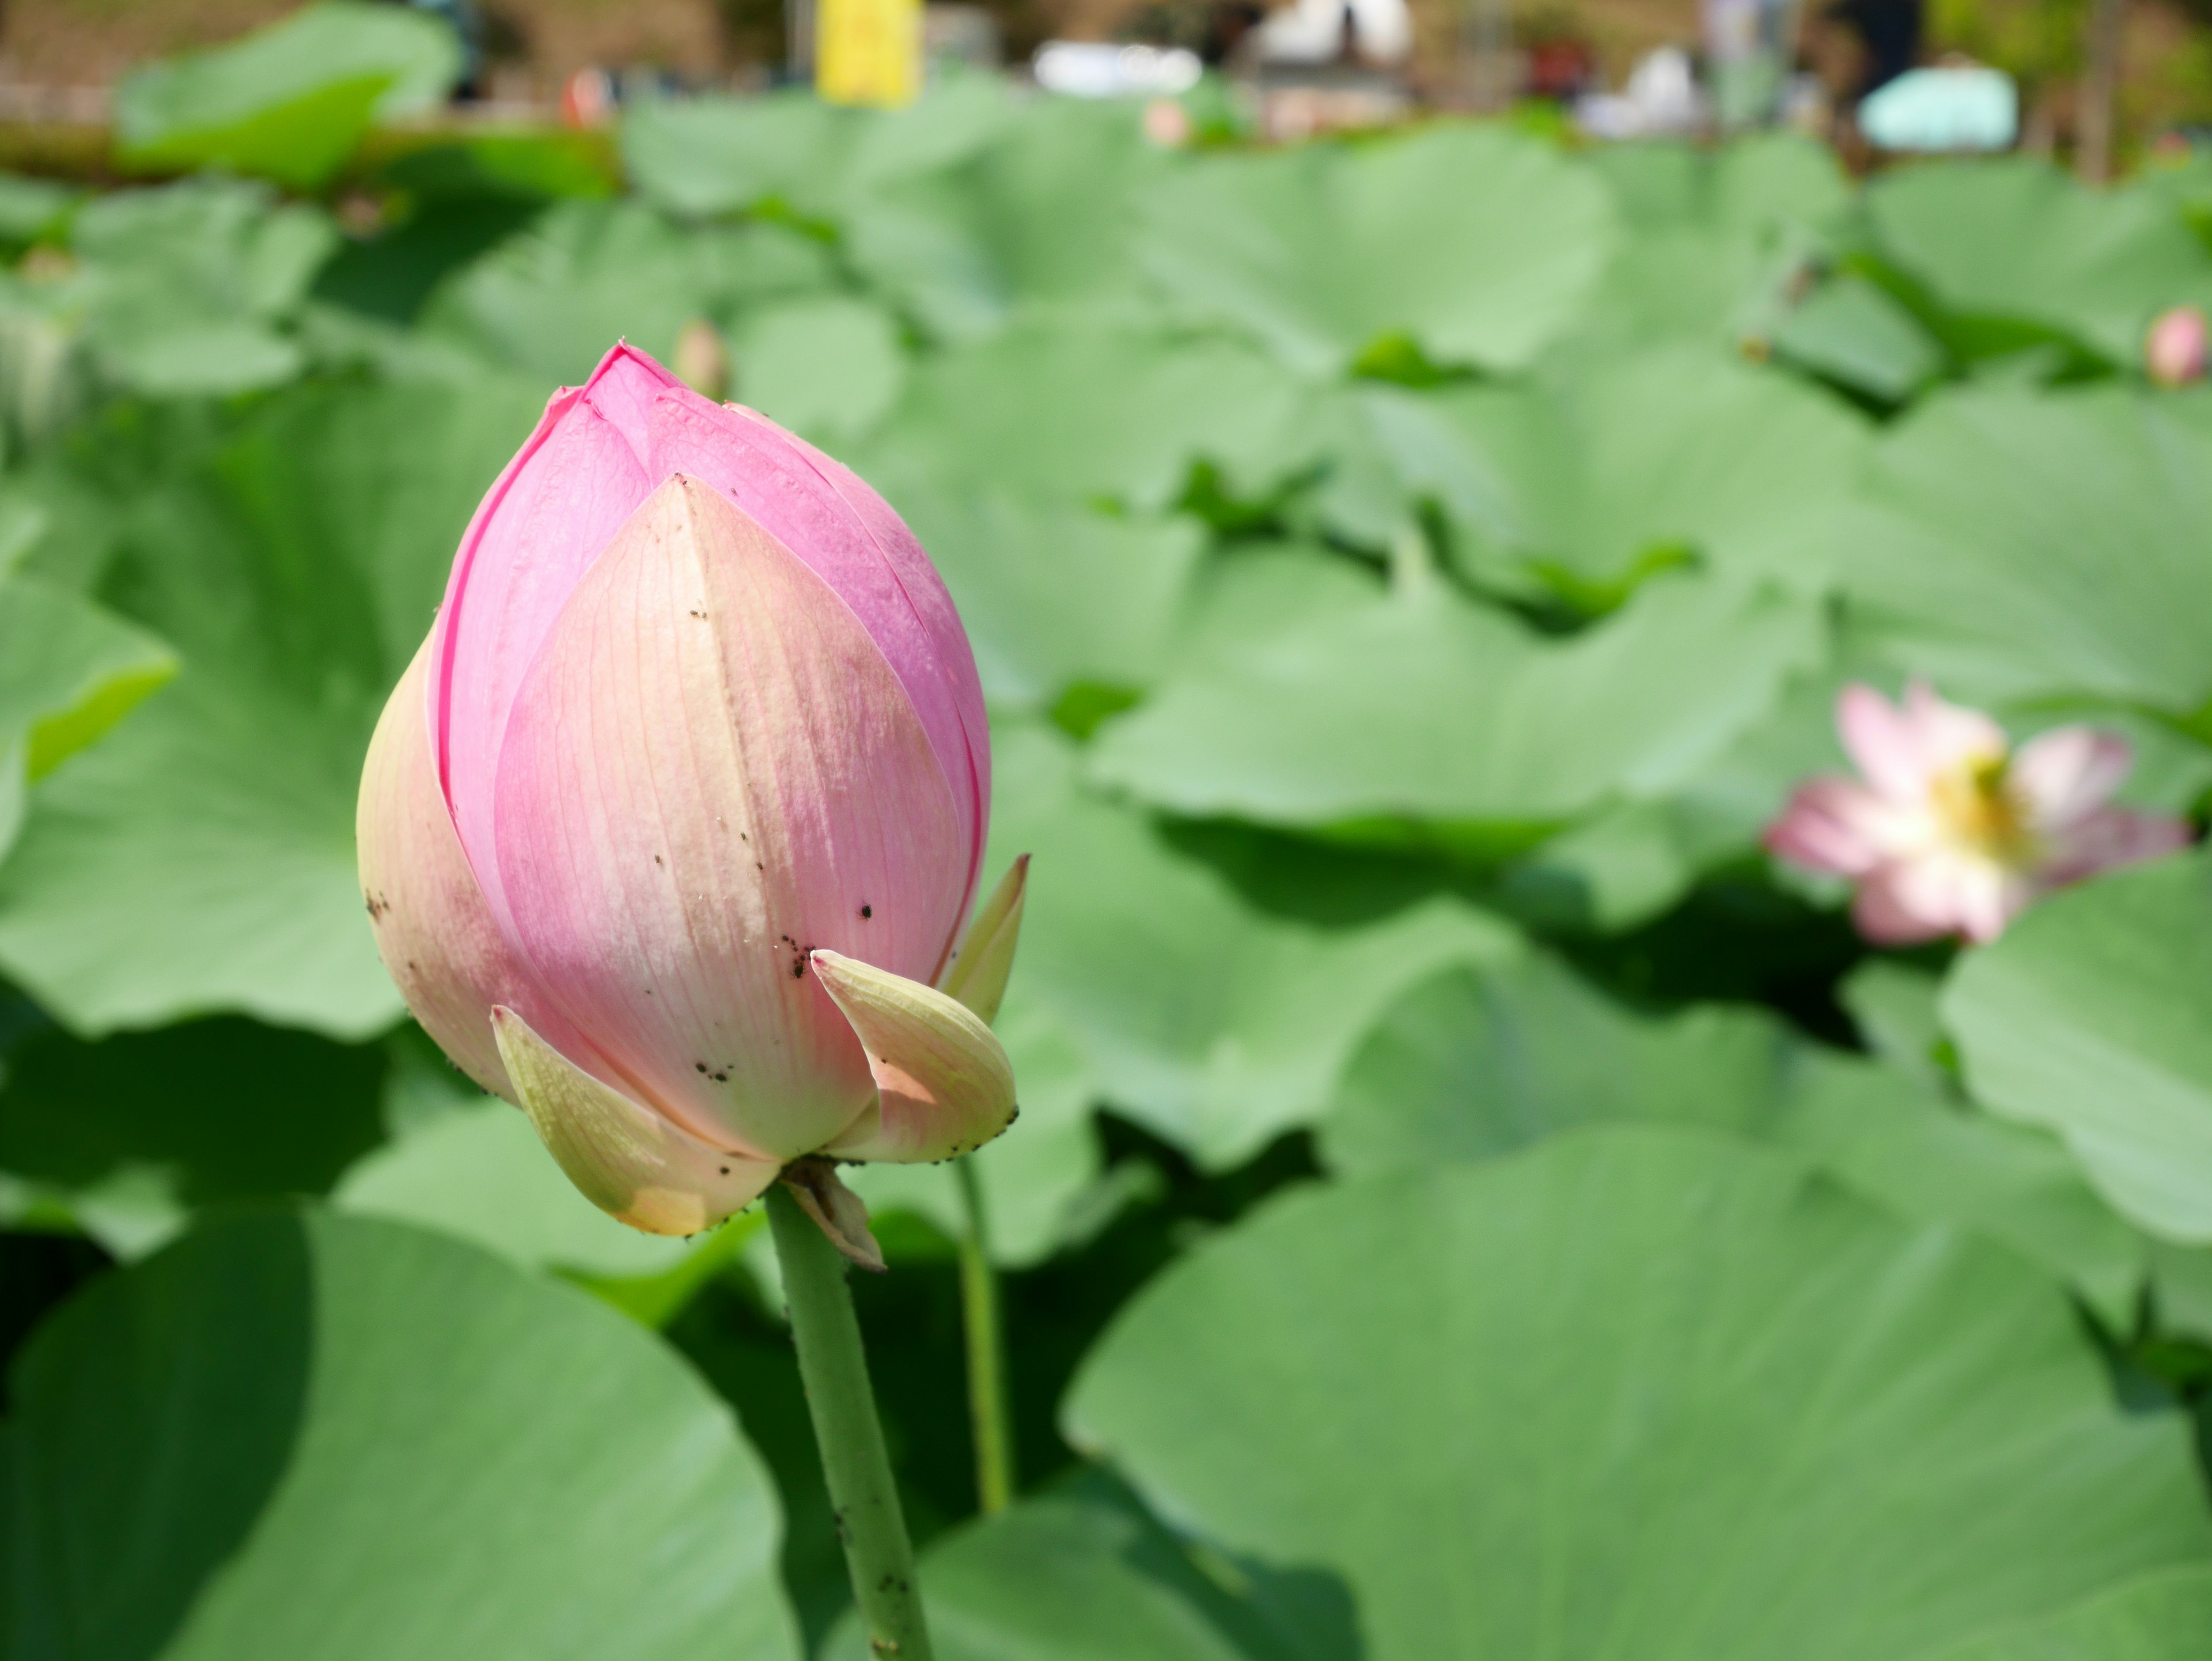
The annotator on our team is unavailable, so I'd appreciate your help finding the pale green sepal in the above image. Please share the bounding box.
[812,950,1018,1164]
[490,1006,779,1237]
[940,852,1029,1026]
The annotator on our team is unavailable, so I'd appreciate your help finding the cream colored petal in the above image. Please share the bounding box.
[811,949,1017,1164]
[493,1005,779,1236]
[939,853,1029,1026]
[358,634,611,1103]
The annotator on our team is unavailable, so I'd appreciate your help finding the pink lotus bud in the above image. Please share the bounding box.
[1764,680,2190,945]
[2146,305,2208,387]
[357,343,1017,1236]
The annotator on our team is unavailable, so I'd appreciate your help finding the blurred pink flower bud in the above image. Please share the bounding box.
[1765,682,2190,945]
[1142,96,1194,147]
[2146,305,2208,387]
[358,343,1020,1236]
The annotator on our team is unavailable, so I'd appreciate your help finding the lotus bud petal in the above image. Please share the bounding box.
[357,342,1014,1240]
[941,854,1029,1024]
[672,316,730,400]
[2146,305,2208,387]
[493,1007,780,1235]
[812,949,1018,1163]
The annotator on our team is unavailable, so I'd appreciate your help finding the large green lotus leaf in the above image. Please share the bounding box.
[0,1017,386,1255]
[623,75,1010,224]
[418,199,831,384]
[1775,1049,2149,1328]
[1172,539,1384,665]
[730,294,907,447]
[1086,574,1823,838]
[1067,1128,2212,1661]
[1589,134,1851,233]
[973,720,1522,1171]
[1771,271,1946,403]
[859,318,1316,513]
[881,478,1206,710]
[1944,848,2212,1244]
[0,574,176,860]
[1840,383,2212,712]
[0,375,541,1037]
[1138,124,1614,375]
[1139,124,1613,375]
[0,173,80,249]
[1321,954,1795,1177]
[844,96,1176,343]
[54,180,339,397]
[113,1,461,190]
[6,1208,798,1660]
[1566,136,1847,360]
[1934,1571,2212,1661]
[1322,948,2147,1321]
[822,1474,1346,1661]
[1385,346,1872,599]
[623,91,863,220]
[332,1096,697,1280]
[1868,158,2212,366]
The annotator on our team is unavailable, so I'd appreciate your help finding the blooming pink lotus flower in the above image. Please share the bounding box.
[2146,305,2209,388]
[357,343,1023,1240]
[1766,682,2190,945]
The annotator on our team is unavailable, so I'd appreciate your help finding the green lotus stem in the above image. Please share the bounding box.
[956,1156,1017,1515]
[766,1183,933,1661]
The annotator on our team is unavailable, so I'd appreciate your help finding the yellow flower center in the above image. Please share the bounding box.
[1929,753,2036,862]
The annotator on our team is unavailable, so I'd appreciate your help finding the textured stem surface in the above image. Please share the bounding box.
[767,1182,933,1660]
[956,1157,1016,1514]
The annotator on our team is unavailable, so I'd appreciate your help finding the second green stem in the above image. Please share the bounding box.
[956,1156,1016,1515]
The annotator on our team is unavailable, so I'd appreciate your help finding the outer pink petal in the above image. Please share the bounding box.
[1901,679,2010,777]
[1836,684,1934,801]
[2041,807,2193,887]
[1765,776,1905,876]
[2010,725,2133,831]
[357,633,606,1103]
[640,388,991,947]
[1851,864,1951,945]
[431,345,669,926]
[1874,848,2028,944]
[490,476,969,1162]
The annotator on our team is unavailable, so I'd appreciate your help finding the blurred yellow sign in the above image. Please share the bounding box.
[816,0,921,108]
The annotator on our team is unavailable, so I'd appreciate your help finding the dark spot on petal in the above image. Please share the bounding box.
[719,1166,730,1175]
[695,1062,709,1073]
[859,904,872,918]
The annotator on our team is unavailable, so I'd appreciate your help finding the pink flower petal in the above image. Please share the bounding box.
[2041,807,2193,886]
[1877,847,2029,943]
[1851,864,1951,945]
[1836,683,1933,801]
[357,632,610,1104]
[641,389,991,931]
[490,476,969,1162]
[1765,776,1903,876]
[1902,679,2010,776]
[2009,725,2133,831]
[431,345,669,926]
